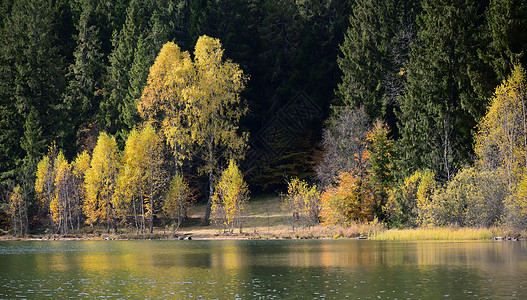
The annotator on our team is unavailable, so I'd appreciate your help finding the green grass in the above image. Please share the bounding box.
[371,227,499,241]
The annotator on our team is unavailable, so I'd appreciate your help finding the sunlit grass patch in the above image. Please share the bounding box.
[370,227,498,240]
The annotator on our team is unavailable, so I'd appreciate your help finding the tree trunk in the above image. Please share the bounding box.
[204,168,213,224]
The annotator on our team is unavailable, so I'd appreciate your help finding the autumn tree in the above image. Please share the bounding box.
[84,132,119,232]
[187,36,248,224]
[386,169,435,227]
[138,41,194,171]
[506,172,527,229]
[139,37,248,224]
[282,177,320,229]
[7,185,27,236]
[319,171,375,226]
[212,160,249,234]
[316,106,371,187]
[163,173,190,232]
[51,152,75,234]
[71,151,91,230]
[114,128,143,231]
[475,64,527,186]
[35,144,59,226]
[431,167,507,227]
[115,124,166,233]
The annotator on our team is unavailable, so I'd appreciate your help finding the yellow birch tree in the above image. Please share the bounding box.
[282,178,320,229]
[138,41,194,171]
[51,152,75,234]
[72,151,91,230]
[187,36,248,224]
[212,160,249,233]
[84,132,119,232]
[35,143,58,224]
[115,124,166,233]
[475,64,527,186]
[138,36,249,225]
[163,173,190,232]
[7,185,27,236]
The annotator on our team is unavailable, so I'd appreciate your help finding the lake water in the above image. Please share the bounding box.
[0,239,526,299]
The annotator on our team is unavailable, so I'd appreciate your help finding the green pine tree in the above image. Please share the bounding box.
[337,0,419,123]
[398,0,486,181]
[63,0,104,157]
[483,0,527,82]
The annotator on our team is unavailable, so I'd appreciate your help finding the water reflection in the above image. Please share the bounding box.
[0,240,526,298]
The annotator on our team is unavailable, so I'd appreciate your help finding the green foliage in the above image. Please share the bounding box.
[430,167,508,227]
[398,0,486,181]
[386,169,436,227]
[212,160,249,233]
[63,0,103,157]
[337,0,418,123]
[483,0,527,83]
[366,121,395,219]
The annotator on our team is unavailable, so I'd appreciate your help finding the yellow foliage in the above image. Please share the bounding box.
[73,151,90,179]
[51,152,71,228]
[415,170,437,226]
[186,36,249,165]
[35,155,52,207]
[475,64,527,185]
[8,184,26,235]
[115,124,166,232]
[139,36,249,224]
[35,143,59,211]
[506,172,527,229]
[320,172,375,226]
[138,41,194,165]
[385,170,435,226]
[212,160,249,233]
[8,185,24,219]
[84,132,119,227]
[163,174,190,229]
[282,178,320,226]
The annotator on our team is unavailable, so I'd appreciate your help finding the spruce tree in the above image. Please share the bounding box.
[63,0,103,157]
[337,0,419,123]
[483,0,527,82]
[398,0,486,181]
[2,0,65,186]
[101,0,181,144]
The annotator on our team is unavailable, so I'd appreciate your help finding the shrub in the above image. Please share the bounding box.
[282,178,320,229]
[431,167,508,227]
[386,170,436,227]
[320,172,375,226]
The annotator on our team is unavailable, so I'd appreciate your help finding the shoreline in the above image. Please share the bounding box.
[1,226,524,241]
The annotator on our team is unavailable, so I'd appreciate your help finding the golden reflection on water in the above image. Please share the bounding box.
[2,240,527,298]
[26,240,526,273]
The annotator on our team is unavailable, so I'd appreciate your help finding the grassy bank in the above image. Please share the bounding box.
[370,227,499,241]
